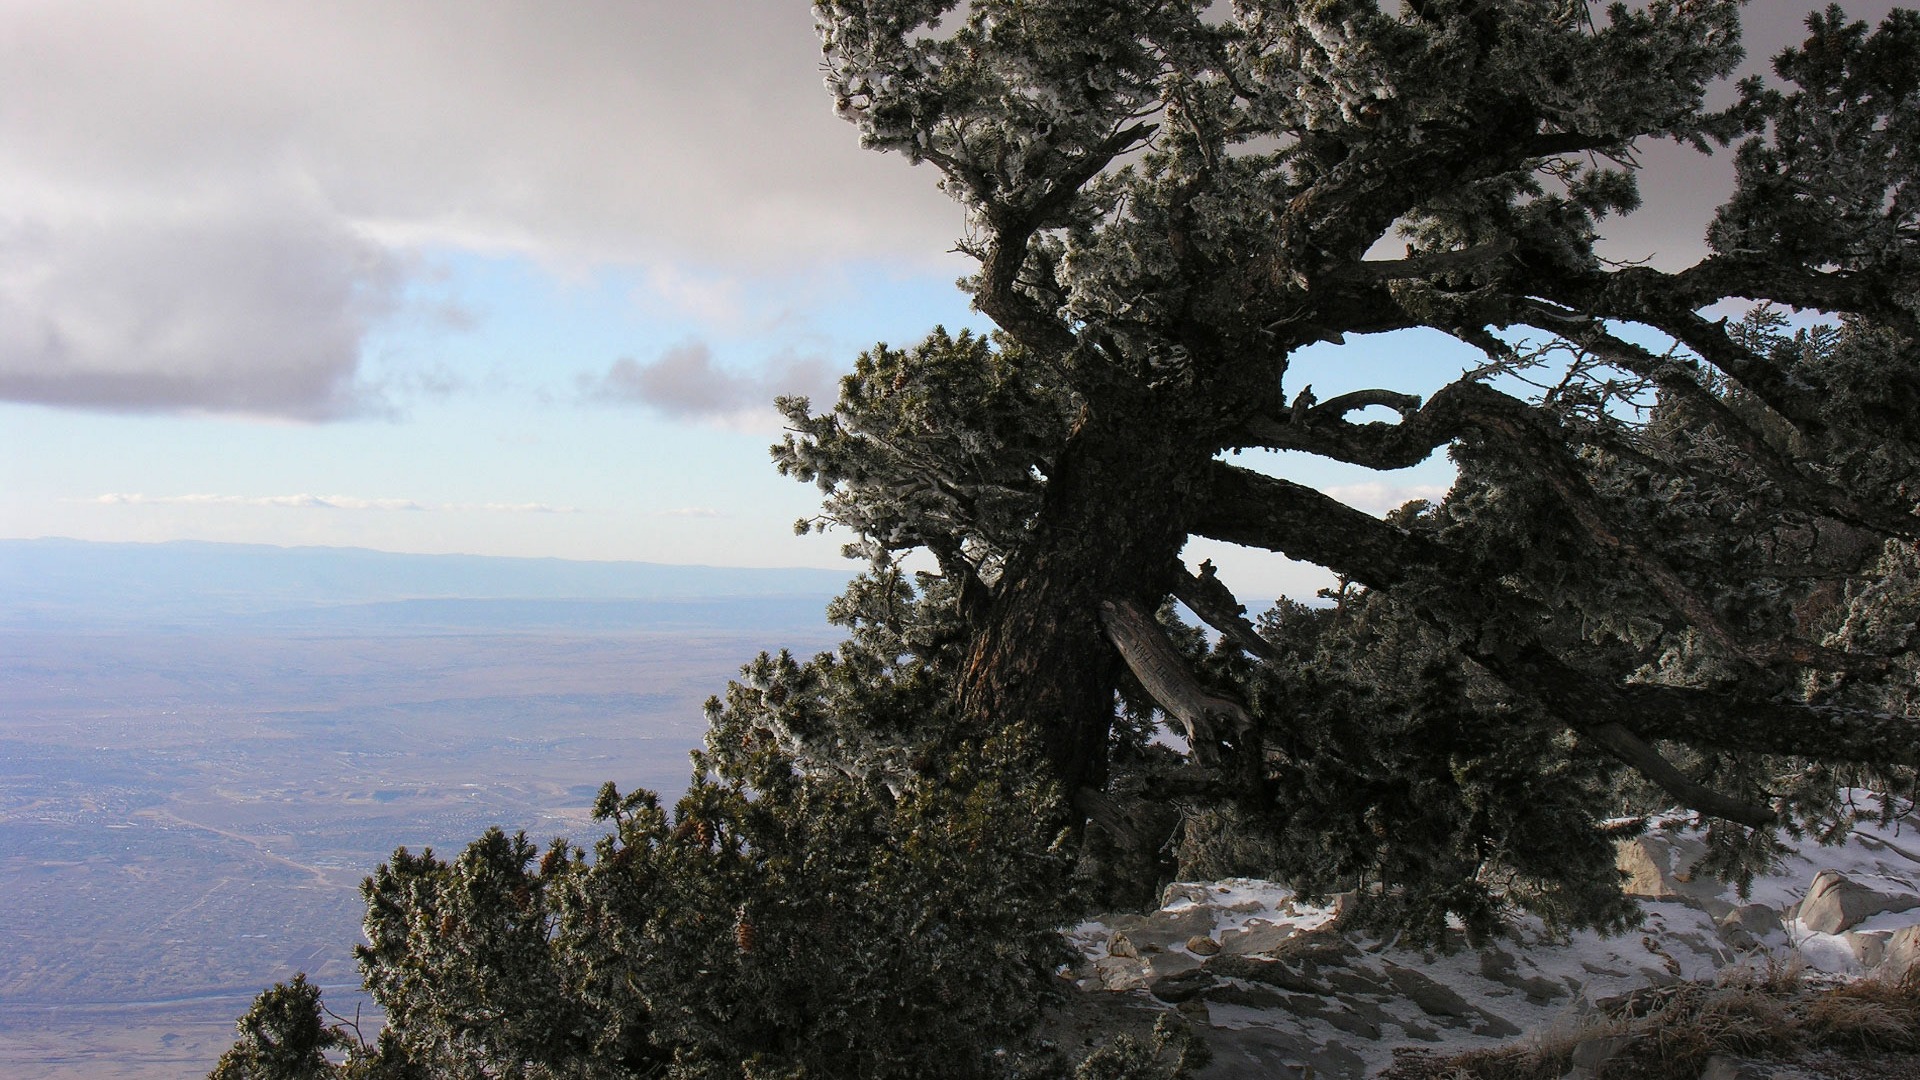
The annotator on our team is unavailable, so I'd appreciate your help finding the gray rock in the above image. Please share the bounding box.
[1883,923,1920,979]
[1199,982,1291,1010]
[1479,945,1518,976]
[1799,869,1920,935]
[1614,832,1734,912]
[1716,904,1784,953]
[1316,999,1382,1040]
[1195,1024,1367,1080]
[1492,968,1569,1002]
[1148,967,1217,1004]
[1697,1053,1765,1080]
[1848,929,1891,969]
[1142,949,1204,980]
[1719,904,1782,937]
[1466,941,1574,999]
[1155,906,1221,938]
[1396,1017,1442,1042]
[1381,964,1478,1020]
[1220,921,1298,956]
[1268,928,1363,966]
[1176,998,1210,1022]
[1205,953,1327,995]
[1617,835,1683,900]
[1475,1015,1523,1038]
[1094,955,1150,992]
[1564,1033,1637,1079]
[1322,967,1393,999]
[1110,906,1219,959]
[1161,882,1217,907]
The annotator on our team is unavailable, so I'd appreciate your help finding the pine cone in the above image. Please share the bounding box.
[733,906,757,954]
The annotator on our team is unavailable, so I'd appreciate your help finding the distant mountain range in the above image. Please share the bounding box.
[0,538,853,630]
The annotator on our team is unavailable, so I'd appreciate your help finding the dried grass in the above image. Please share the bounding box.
[1378,963,1920,1080]
[1801,969,1920,1051]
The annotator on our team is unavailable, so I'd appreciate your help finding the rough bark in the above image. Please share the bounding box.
[1195,461,1440,586]
[816,0,1917,842]
[1098,597,1254,764]
[956,401,1212,797]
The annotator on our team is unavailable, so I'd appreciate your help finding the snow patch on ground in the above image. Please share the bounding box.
[1065,801,1920,1078]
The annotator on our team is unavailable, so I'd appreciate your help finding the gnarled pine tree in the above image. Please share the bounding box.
[220,4,1920,1076]
[782,0,1920,922]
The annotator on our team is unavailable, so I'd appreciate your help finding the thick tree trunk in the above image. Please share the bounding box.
[956,401,1207,799]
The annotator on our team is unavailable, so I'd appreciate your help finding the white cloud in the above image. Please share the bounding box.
[658,507,726,519]
[579,341,836,427]
[0,203,401,417]
[638,266,746,326]
[466,503,581,515]
[1321,482,1451,517]
[0,1,958,418]
[0,2,954,266]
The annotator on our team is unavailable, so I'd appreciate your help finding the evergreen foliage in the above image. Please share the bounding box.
[341,770,1062,1080]
[236,580,1091,1077]
[796,0,1920,915]
[210,974,351,1080]
[223,4,1920,1076]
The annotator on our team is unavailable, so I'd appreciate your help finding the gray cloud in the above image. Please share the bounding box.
[582,342,836,422]
[0,3,957,265]
[0,203,400,418]
[0,1,958,418]
[88,493,578,513]
[0,3,1895,417]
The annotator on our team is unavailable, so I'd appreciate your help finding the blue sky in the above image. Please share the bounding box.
[0,1,1887,606]
[3,250,989,564]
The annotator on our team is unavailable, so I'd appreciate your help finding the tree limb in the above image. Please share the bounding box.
[1538,259,1919,438]
[1099,597,1254,764]
[1309,389,1425,422]
[1193,459,1906,813]
[1558,314,1920,539]
[1075,786,1153,857]
[1241,376,1884,674]
[1170,560,1278,662]
[1195,461,1437,586]
[1450,383,1885,674]
[1581,722,1776,828]
[1486,641,1920,772]
[1347,237,1517,281]
[971,121,1157,359]
[1668,258,1919,340]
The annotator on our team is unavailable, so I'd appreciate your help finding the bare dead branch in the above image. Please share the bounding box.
[1099,597,1254,764]
[1171,560,1278,662]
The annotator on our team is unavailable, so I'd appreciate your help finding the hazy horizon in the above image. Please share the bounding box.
[0,536,845,1079]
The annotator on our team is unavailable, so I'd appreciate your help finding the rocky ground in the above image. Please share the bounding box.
[1056,805,1920,1079]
